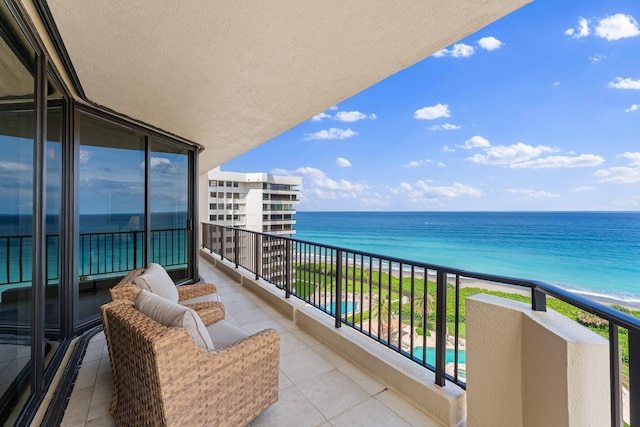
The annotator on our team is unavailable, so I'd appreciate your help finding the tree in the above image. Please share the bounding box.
[413,292,434,332]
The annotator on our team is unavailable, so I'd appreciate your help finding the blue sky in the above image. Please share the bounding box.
[224,1,640,211]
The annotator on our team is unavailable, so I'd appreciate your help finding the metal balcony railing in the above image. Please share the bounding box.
[1,228,188,285]
[201,222,640,427]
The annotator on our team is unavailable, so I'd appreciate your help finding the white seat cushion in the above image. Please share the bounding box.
[136,289,214,350]
[133,263,179,303]
[180,292,221,306]
[206,320,250,349]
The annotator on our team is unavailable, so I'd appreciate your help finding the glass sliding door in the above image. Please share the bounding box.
[149,138,192,283]
[0,10,35,420]
[44,76,64,334]
[77,112,145,323]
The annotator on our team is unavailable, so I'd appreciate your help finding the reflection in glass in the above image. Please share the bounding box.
[150,139,190,282]
[0,12,34,420]
[77,113,145,323]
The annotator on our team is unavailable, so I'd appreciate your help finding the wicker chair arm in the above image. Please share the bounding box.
[177,283,217,301]
[182,301,225,325]
[109,282,140,301]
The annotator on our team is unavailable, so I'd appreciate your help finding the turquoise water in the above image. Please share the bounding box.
[295,212,640,305]
[323,301,359,315]
[412,346,467,365]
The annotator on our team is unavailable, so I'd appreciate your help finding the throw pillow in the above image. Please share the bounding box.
[135,289,214,350]
[133,263,179,302]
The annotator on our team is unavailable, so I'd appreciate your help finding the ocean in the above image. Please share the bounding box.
[294,211,640,306]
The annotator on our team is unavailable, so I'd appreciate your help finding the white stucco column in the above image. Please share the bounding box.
[466,294,610,427]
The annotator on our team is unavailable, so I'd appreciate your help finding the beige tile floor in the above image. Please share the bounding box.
[60,257,443,427]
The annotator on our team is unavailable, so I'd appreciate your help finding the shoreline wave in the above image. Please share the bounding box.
[296,250,640,309]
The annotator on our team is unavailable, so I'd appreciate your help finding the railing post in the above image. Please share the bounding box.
[254,232,261,280]
[609,324,622,427]
[435,270,447,386]
[133,232,138,269]
[335,250,342,329]
[284,239,291,298]
[630,329,640,426]
[202,223,208,250]
[234,228,239,268]
[220,226,224,260]
[532,288,546,311]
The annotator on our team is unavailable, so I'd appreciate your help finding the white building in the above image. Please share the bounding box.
[207,167,301,236]
[207,167,301,282]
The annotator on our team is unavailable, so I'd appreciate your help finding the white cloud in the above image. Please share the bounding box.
[460,135,491,149]
[304,128,357,140]
[149,157,171,168]
[293,167,369,196]
[415,181,482,198]
[433,43,475,58]
[608,77,640,90]
[400,182,412,191]
[478,36,503,51]
[589,54,606,63]
[467,142,557,165]
[595,14,640,41]
[329,105,338,110]
[311,112,331,121]
[626,104,639,112]
[333,111,377,122]
[79,150,91,164]
[442,145,455,153]
[429,123,461,131]
[595,152,640,183]
[620,152,640,166]
[565,17,591,38]
[414,103,450,120]
[438,162,446,167]
[595,167,640,183]
[509,154,605,169]
[553,82,561,87]
[0,161,30,171]
[575,186,594,192]
[336,157,352,167]
[403,159,432,168]
[507,189,560,199]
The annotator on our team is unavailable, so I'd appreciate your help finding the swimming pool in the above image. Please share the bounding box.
[322,301,359,315]
[412,347,466,365]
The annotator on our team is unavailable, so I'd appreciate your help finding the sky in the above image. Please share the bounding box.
[224,1,640,212]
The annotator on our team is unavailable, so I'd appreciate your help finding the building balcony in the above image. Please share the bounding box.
[54,254,442,426]
[263,219,296,226]
[200,223,639,426]
[263,189,299,196]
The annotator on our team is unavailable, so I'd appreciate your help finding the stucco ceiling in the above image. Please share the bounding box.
[43,0,530,174]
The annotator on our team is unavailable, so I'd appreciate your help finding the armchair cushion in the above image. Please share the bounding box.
[181,292,221,305]
[206,320,250,349]
[133,262,179,302]
[135,289,214,350]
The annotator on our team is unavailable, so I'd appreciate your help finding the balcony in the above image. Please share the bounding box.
[54,255,441,426]
[201,223,639,426]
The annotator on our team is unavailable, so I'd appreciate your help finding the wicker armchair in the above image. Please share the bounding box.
[101,300,280,426]
[109,268,224,325]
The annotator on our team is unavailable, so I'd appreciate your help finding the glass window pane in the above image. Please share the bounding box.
[149,138,190,282]
[0,12,35,419]
[77,112,145,322]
